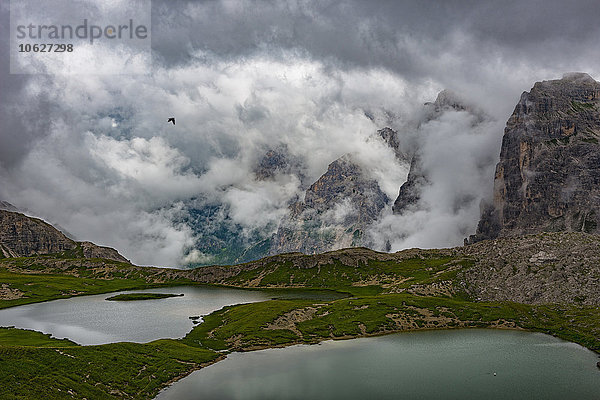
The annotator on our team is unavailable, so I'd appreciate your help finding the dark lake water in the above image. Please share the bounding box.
[156,329,600,400]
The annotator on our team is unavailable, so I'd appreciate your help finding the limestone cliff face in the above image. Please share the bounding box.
[253,145,306,183]
[270,154,389,255]
[471,73,600,241]
[377,127,403,159]
[0,210,129,263]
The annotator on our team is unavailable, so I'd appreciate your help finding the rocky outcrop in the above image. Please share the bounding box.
[254,146,297,181]
[0,210,77,257]
[0,210,129,263]
[392,155,428,214]
[270,154,389,255]
[424,89,473,115]
[469,73,600,242]
[377,127,402,158]
[188,128,404,264]
[80,241,129,263]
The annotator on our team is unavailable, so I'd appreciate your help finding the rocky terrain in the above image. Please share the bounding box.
[0,210,78,257]
[266,232,600,306]
[167,88,495,265]
[460,232,600,305]
[470,73,600,242]
[253,145,307,184]
[0,210,129,263]
[392,154,428,214]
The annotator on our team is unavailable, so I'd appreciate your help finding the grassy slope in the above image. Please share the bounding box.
[0,333,220,400]
[0,268,158,309]
[222,254,467,296]
[183,293,600,353]
[1,251,600,399]
[0,256,202,309]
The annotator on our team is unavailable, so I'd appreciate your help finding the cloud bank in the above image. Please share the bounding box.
[1,0,600,265]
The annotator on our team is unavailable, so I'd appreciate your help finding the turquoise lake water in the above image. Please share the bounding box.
[156,329,600,400]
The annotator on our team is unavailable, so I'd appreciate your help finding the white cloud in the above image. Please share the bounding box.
[181,249,214,265]
[369,110,504,251]
[1,51,421,265]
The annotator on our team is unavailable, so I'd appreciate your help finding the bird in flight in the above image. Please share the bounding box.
[167,117,176,125]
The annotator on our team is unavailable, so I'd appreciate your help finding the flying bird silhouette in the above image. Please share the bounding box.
[167,117,175,125]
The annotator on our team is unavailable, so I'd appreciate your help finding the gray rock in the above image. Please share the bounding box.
[469,73,600,243]
[0,210,77,257]
[0,210,129,262]
[392,154,428,214]
[254,146,293,181]
[270,154,389,255]
[460,232,600,305]
[377,127,403,159]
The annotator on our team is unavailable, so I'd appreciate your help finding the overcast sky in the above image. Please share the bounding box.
[1,0,599,266]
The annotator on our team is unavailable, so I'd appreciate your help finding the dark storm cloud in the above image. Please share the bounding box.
[146,0,600,122]
[0,4,51,172]
[149,0,600,75]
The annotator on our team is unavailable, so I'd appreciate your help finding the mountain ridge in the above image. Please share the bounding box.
[0,209,129,263]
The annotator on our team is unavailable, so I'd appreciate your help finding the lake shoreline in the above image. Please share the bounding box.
[156,329,600,400]
[156,323,599,398]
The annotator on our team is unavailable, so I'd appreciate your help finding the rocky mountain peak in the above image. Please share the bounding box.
[270,153,389,255]
[254,146,293,181]
[392,89,489,216]
[376,127,402,157]
[468,73,600,243]
[303,154,388,219]
[392,154,428,215]
[431,89,470,112]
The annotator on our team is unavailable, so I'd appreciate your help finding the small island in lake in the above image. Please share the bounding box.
[106,293,184,301]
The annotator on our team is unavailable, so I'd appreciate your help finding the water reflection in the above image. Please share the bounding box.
[0,286,270,345]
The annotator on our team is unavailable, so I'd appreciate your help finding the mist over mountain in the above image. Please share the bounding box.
[1,1,600,266]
